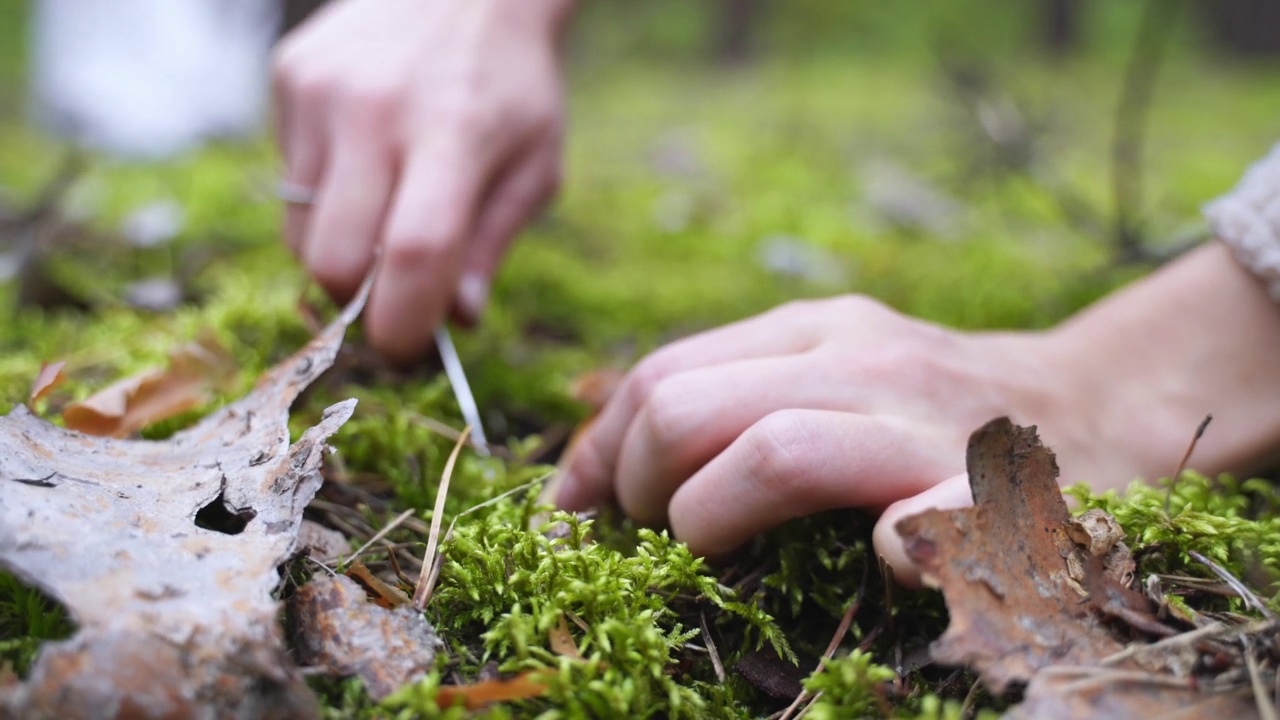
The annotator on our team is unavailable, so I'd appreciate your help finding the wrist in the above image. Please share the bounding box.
[1049,243,1280,484]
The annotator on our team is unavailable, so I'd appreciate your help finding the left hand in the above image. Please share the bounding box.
[553,295,1127,583]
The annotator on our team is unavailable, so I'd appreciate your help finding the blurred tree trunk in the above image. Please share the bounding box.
[1042,0,1082,55]
[714,0,764,65]
[1200,0,1280,55]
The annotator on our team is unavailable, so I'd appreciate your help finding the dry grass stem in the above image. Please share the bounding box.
[412,426,471,610]
[345,508,415,566]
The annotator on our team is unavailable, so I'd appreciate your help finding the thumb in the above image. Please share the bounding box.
[872,473,973,589]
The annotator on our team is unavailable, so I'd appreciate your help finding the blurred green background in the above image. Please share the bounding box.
[0,0,1277,430]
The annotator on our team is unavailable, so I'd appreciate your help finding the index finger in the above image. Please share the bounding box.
[366,139,489,363]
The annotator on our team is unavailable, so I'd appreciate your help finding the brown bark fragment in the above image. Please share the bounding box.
[0,279,371,719]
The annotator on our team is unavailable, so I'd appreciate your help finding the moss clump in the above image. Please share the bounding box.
[1068,472,1280,609]
[0,572,73,675]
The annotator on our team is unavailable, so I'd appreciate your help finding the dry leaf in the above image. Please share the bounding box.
[549,615,585,661]
[434,672,550,710]
[62,330,236,437]
[0,277,370,720]
[290,574,440,701]
[28,360,66,404]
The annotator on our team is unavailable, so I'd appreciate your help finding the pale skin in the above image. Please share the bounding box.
[274,1,1280,584]
[556,242,1280,585]
[273,0,573,362]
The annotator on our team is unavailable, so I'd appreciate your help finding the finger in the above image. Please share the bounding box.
[666,410,957,558]
[366,139,490,363]
[557,303,836,511]
[302,115,395,304]
[273,68,328,258]
[613,355,877,525]
[455,139,561,325]
[872,473,973,588]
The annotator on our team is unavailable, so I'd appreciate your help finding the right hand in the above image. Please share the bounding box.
[273,0,572,362]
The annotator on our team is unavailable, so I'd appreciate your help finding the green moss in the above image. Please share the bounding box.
[0,572,73,675]
[3,4,1280,717]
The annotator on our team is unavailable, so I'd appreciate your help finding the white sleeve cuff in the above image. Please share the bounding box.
[1204,142,1280,302]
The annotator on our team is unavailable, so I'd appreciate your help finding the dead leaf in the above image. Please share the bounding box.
[895,418,1148,693]
[290,574,440,701]
[29,360,66,404]
[63,330,237,437]
[434,672,550,710]
[0,276,370,719]
[549,615,585,661]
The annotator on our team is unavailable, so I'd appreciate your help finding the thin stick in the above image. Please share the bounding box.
[344,508,415,567]
[1189,550,1276,619]
[413,426,471,610]
[1165,414,1212,516]
[793,691,822,720]
[780,575,867,720]
[1245,636,1280,720]
[701,611,726,684]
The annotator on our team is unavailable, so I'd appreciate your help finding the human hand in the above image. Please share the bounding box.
[553,295,1172,585]
[273,0,572,361]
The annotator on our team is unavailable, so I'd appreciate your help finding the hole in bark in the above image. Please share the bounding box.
[194,490,256,535]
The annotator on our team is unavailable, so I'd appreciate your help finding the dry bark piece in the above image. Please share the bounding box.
[895,418,1261,719]
[290,574,440,701]
[62,330,236,437]
[297,520,352,564]
[1011,668,1256,720]
[895,418,1147,693]
[0,278,370,720]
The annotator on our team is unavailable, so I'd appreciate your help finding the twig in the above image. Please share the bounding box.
[344,508,415,567]
[413,426,472,610]
[1189,550,1276,619]
[1244,636,1280,720]
[1165,414,1212,516]
[960,677,984,719]
[780,568,868,720]
[701,611,726,684]
[792,691,822,720]
[1101,621,1228,666]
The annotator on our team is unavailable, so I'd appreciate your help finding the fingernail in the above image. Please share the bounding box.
[457,274,490,324]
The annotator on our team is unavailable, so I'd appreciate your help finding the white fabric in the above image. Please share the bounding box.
[31,0,280,158]
[1205,142,1280,302]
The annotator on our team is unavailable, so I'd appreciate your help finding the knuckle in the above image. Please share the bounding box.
[340,80,402,126]
[827,294,888,318]
[743,411,818,495]
[625,353,680,409]
[383,232,450,269]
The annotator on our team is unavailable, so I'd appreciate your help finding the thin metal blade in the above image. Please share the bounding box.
[434,326,490,456]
